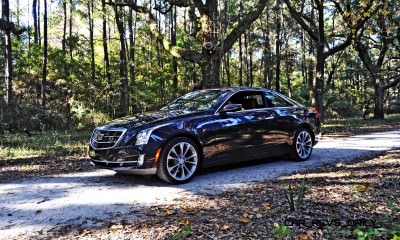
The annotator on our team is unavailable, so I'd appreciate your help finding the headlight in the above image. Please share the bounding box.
[135,123,172,145]
[135,128,153,145]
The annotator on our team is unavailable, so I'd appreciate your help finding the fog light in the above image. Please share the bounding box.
[138,154,145,166]
[89,148,95,158]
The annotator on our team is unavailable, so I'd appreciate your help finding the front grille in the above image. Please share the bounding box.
[90,128,126,149]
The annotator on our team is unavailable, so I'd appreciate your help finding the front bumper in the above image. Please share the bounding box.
[314,131,322,145]
[89,143,160,175]
[90,161,157,175]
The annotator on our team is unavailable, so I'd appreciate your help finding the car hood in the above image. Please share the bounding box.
[99,110,204,129]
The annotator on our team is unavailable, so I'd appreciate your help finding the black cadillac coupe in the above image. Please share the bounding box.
[89,87,321,184]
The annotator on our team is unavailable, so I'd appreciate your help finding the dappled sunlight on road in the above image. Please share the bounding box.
[0,130,399,238]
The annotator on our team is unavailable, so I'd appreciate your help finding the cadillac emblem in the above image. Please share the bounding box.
[96,133,105,141]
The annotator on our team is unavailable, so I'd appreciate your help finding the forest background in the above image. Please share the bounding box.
[1,0,399,132]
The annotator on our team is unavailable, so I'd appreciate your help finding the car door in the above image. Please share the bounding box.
[264,91,301,155]
[198,91,274,166]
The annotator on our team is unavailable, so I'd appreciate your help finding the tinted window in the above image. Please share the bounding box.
[161,90,229,112]
[265,92,293,107]
[224,91,265,110]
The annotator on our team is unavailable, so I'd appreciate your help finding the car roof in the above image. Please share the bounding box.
[206,86,272,92]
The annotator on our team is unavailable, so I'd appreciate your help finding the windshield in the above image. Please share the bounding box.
[161,90,229,112]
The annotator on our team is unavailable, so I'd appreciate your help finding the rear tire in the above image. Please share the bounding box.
[290,128,313,161]
[157,137,200,184]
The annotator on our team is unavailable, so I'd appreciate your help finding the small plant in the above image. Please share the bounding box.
[272,223,291,240]
[170,225,192,240]
[285,178,307,211]
[354,227,388,240]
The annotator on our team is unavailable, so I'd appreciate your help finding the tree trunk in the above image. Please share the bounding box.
[263,6,272,88]
[69,0,73,60]
[301,29,306,84]
[225,52,231,86]
[275,0,281,92]
[37,0,41,45]
[101,0,111,86]
[198,0,220,88]
[32,0,38,45]
[249,42,254,86]
[373,82,384,119]
[238,1,243,86]
[41,0,48,109]
[2,0,12,104]
[315,46,325,120]
[115,6,129,115]
[171,6,178,95]
[62,0,67,53]
[88,0,95,82]
[129,5,138,110]
[201,55,221,89]
[244,30,249,86]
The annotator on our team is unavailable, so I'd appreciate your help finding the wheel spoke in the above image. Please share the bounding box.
[185,159,197,164]
[185,154,197,159]
[167,155,177,160]
[180,165,186,179]
[183,164,191,174]
[183,145,191,157]
[179,143,185,156]
[170,147,179,158]
[168,164,179,172]
[170,165,179,177]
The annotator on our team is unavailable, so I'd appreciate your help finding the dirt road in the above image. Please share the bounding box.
[1,130,399,239]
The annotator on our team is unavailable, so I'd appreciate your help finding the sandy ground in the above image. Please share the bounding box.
[1,130,399,239]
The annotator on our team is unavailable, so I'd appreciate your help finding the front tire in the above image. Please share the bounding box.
[290,128,313,161]
[157,137,200,184]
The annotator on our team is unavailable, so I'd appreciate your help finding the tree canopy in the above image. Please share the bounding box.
[1,0,399,131]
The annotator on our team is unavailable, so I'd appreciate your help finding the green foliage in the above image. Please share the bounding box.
[354,227,388,240]
[169,225,192,240]
[0,131,89,159]
[285,178,308,211]
[2,0,400,132]
[272,224,291,240]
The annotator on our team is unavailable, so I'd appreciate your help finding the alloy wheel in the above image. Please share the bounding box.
[296,130,313,159]
[166,142,198,181]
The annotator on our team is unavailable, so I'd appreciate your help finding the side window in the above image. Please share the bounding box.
[264,92,293,107]
[225,91,265,110]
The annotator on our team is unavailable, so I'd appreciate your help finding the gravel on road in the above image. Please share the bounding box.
[1,130,399,239]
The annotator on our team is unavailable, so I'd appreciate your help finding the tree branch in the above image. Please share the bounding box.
[0,19,26,35]
[222,0,269,54]
[107,0,202,63]
[356,40,378,79]
[324,36,352,59]
[382,76,400,91]
[283,0,318,41]
[192,0,206,15]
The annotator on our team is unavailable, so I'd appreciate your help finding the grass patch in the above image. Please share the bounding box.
[1,114,399,159]
[322,114,400,136]
[0,131,90,159]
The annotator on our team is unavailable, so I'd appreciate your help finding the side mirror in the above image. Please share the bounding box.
[220,104,242,114]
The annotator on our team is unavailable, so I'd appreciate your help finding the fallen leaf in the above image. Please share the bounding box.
[261,203,271,210]
[297,234,308,240]
[358,185,368,192]
[239,218,250,223]
[221,225,230,230]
